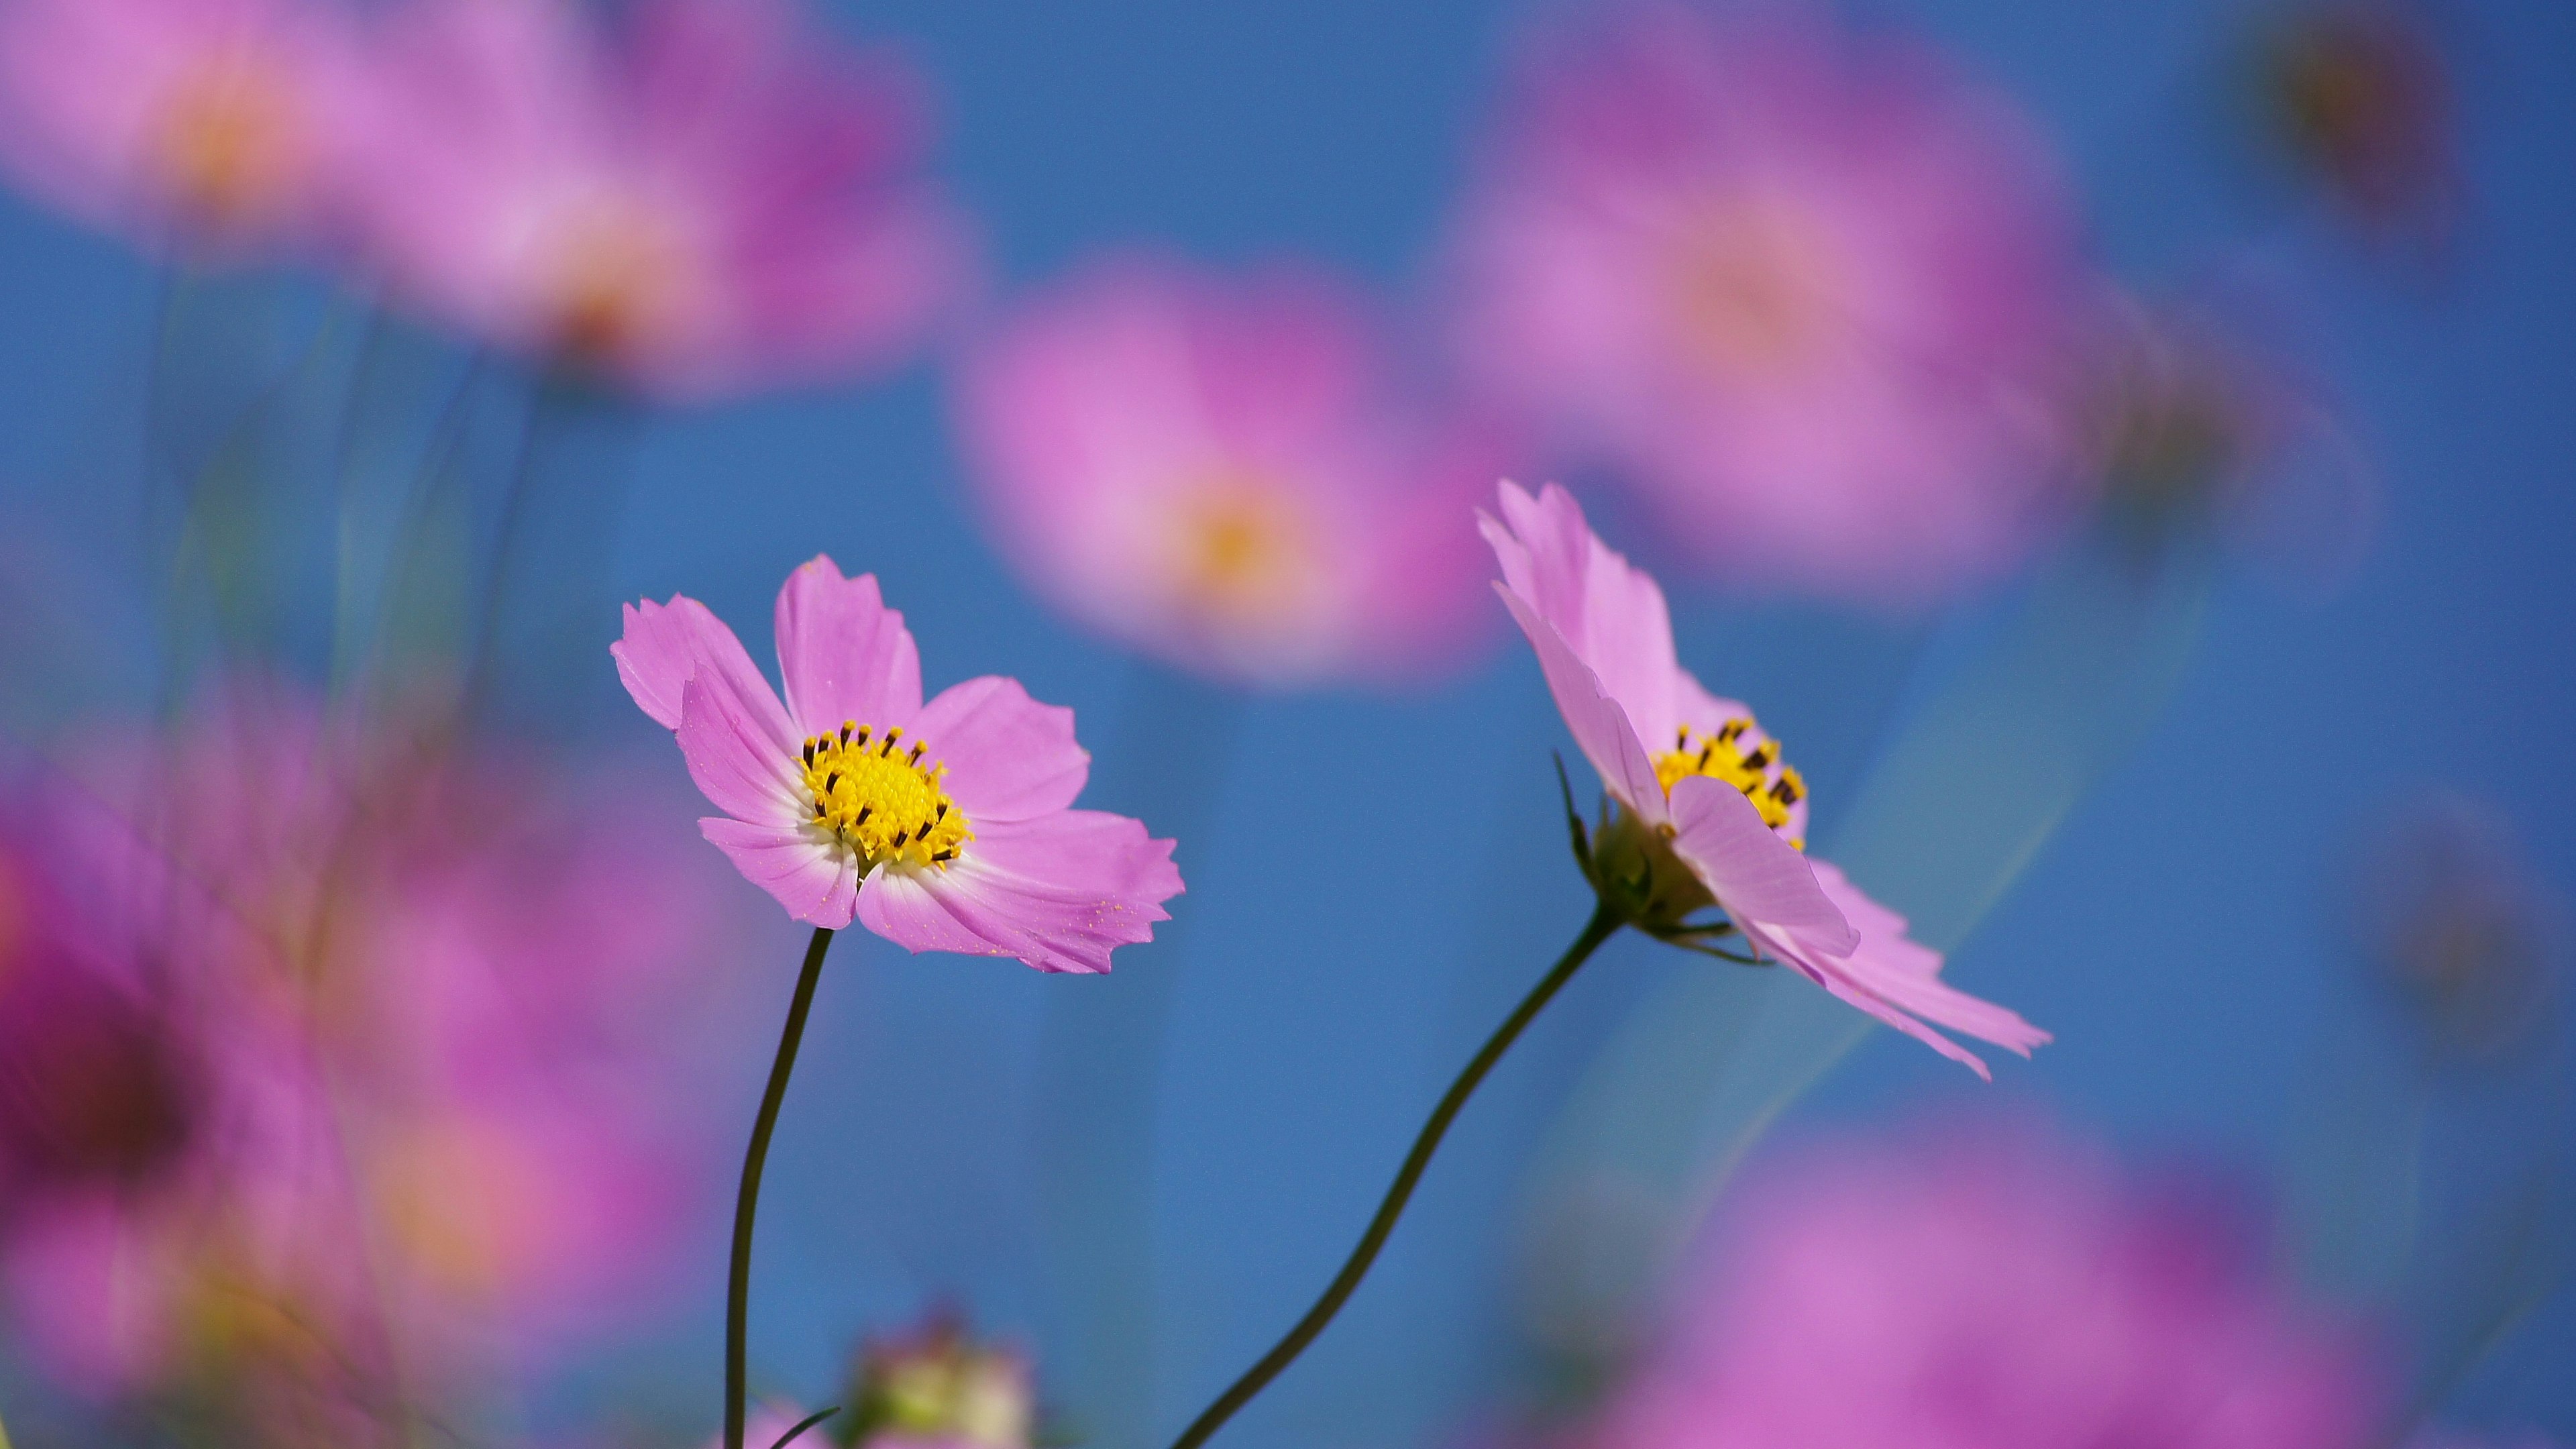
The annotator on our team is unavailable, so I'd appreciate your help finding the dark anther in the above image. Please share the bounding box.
[802,742,816,765]
[824,772,839,792]
[908,742,926,765]
[932,849,957,862]
[934,802,948,823]
[855,804,872,824]
[839,722,853,743]
[891,828,910,849]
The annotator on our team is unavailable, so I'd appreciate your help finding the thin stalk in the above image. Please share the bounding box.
[1163,900,1627,1449]
[727,927,837,1449]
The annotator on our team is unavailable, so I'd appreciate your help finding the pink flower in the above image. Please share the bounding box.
[954,256,1507,685]
[0,0,361,256]
[341,0,968,400]
[1481,480,2045,1076]
[614,556,1183,971]
[1448,6,2090,605]
[1585,1120,2382,1449]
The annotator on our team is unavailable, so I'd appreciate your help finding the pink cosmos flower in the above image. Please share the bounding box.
[1448,6,2090,605]
[1481,480,2046,1076]
[0,696,742,1412]
[340,0,968,400]
[1584,1120,2381,1449]
[955,256,1507,685]
[614,555,1183,971]
[0,0,360,256]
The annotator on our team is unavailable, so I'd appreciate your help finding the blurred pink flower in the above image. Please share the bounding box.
[0,694,742,1417]
[341,0,968,399]
[616,555,1183,969]
[1448,5,2090,606]
[0,0,361,255]
[1589,1120,2382,1449]
[1483,480,2046,1076]
[955,257,1508,685]
[846,1312,1035,1449]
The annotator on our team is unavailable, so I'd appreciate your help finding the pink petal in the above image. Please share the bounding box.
[1734,861,2049,1078]
[613,594,799,757]
[855,810,1180,974]
[1667,774,1854,950]
[701,817,857,926]
[908,676,1089,824]
[1483,481,1681,744]
[1496,585,1668,823]
[677,673,806,826]
[772,555,923,741]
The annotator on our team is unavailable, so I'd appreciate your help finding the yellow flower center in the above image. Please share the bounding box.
[1664,194,1847,383]
[153,57,302,226]
[1163,477,1318,627]
[800,722,973,870]
[1653,718,1808,849]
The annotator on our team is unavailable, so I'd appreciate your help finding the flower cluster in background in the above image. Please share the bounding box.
[0,0,2563,1446]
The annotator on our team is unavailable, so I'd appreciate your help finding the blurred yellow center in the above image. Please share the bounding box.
[1164,480,1314,625]
[802,723,972,870]
[543,200,686,368]
[1665,196,1844,382]
[1654,718,1807,849]
[154,59,300,223]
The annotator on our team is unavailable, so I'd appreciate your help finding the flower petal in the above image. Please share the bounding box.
[1735,859,2048,1078]
[1666,773,1852,949]
[614,594,798,756]
[1483,480,1680,745]
[855,810,1181,974]
[1497,585,1669,823]
[700,817,859,927]
[677,673,808,826]
[773,555,923,740]
[767,549,922,737]
[908,676,1089,823]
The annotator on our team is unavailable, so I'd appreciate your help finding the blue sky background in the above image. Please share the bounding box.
[0,0,2570,1444]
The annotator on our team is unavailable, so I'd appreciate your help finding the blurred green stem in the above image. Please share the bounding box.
[1163,900,1625,1449]
[728,927,837,1449]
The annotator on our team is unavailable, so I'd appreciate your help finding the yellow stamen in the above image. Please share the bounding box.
[801,722,973,870]
[1653,716,1808,849]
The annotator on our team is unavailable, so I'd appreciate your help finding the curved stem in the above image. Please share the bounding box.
[1164,901,1626,1449]
[727,926,836,1449]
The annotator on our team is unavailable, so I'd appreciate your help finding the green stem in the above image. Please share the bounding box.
[727,926,836,1449]
[1164,900,1626,1449]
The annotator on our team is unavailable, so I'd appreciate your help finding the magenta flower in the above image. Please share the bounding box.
[0,0,360,255]
[1585,1120,2381,1449]
[341,0,967,399]
[614,555,1181,971]
[955,256,1507,685]
[1448,7,2089,605]
[1483,480,2046,1076]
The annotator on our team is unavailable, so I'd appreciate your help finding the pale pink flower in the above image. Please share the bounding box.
[846,1313,1035,1449]
[614,555,1183,971]
[1586,1120,2382,1449]
[1449,6,2090,605]
[1482,480,2045,1076]
[955,256,1507,685]
[0,0,361,255]
[341,0,967,400]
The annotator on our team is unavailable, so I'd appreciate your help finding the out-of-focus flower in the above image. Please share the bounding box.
[843,1313,1034,1449]
[615,556,1183,969]
[1448,5,2090,606]
[341,0,967,400]
[0,690,739,1430]
[1585,1120,2381,1449]
[2252,3,2458,252]
[955,257,1507,686]
[2079,298,2375,597]
[2347,792,2566,1067]
[1482,481,2046,1077]
[0,0,360,256]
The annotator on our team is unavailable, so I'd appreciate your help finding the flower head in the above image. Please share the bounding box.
[1449,7,2089,605]
[1482,480,2045,1076]
[342,0,967,400]
[0,0,360,256]
[845,1312,1035,1449]
[615,556,1182,971]
[955,256,1506,685]
[1585,1120,2381,1449]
